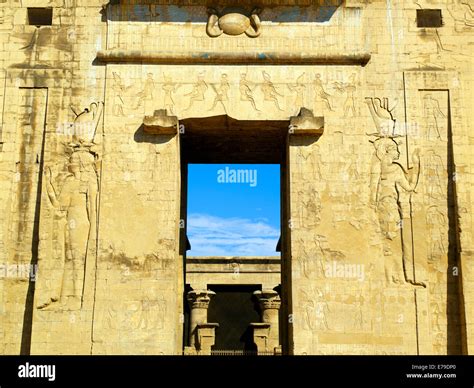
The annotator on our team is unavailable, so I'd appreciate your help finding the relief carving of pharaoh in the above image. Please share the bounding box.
[366,97,424,287]
[206,7,262,38]
[38,150,99,311]
[37,102,103,311]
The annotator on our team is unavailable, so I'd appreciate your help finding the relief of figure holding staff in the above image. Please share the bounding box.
[37,102,102,310]
[366,97,425,287]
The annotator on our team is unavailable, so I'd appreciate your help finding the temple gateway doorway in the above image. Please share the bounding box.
[142,109,323,355]
[178,114,288,355]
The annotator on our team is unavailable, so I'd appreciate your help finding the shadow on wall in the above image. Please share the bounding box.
[20,113,47,355]
[445,93,464,355]
[106,2,342,24]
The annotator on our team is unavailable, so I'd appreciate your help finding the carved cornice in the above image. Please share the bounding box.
[97,50,371,66]
[107,1,345,6]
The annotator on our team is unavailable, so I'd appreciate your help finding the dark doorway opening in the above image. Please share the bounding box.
[207,285,261,351]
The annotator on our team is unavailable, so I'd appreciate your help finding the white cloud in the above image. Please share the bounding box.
[187,213,280,256]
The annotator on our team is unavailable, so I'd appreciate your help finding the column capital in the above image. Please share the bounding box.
[187,289,216,309]
[254,289,281,310]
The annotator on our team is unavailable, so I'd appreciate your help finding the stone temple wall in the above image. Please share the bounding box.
[0,0,473,354]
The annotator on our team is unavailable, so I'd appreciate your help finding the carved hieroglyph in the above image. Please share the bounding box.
[184,73,208,111]
[239,73,259,111]
[112,72,127,117]
[162,74,180,115]
[261,71,283,111]
[209,74,230,112]
[314,73,334,112]
[288,74,306,115]
[423,94,446,140]
[333,73,357,117]
[134,73,155,111]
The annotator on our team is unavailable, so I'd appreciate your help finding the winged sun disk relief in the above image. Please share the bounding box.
[206,7,262,38]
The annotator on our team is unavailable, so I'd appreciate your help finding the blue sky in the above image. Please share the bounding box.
[187,164,280,256]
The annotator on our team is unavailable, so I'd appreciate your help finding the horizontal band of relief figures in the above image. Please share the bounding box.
[108,71,358,117]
